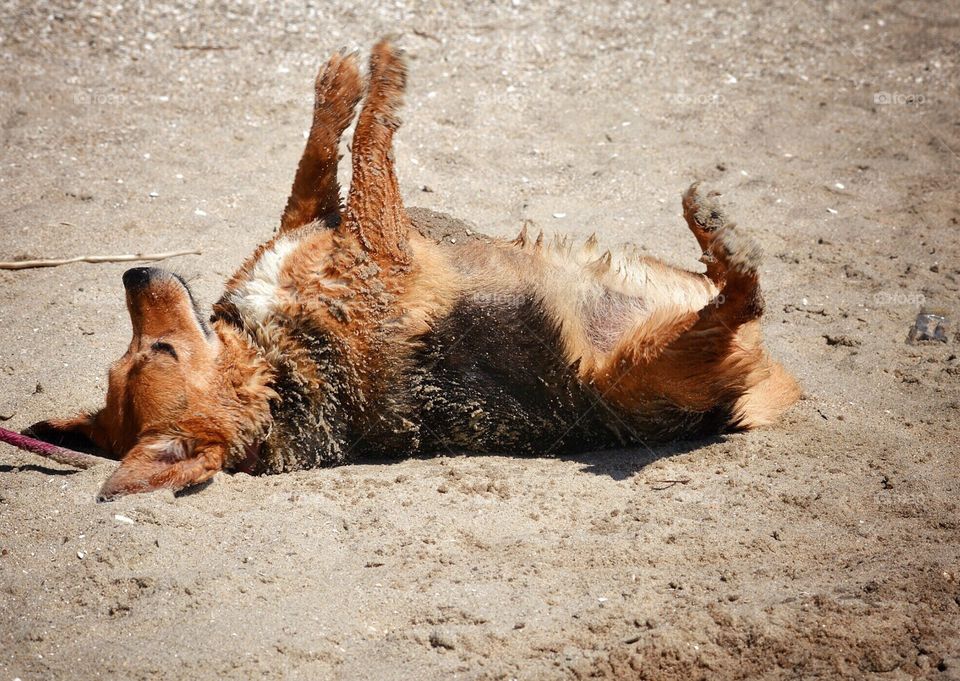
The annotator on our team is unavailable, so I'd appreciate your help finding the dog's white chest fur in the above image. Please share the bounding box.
[229,237,300,326]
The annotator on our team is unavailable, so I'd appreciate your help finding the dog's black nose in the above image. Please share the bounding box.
[122,267,155,291]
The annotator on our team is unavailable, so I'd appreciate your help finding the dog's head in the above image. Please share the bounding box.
[28,267,242,499]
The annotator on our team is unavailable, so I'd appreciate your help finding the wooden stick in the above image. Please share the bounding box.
[0,249,200,270]
[0,426,110,469]
[649,478,692,491]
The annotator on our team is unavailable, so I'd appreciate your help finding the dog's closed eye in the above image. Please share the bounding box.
[151,341,178,360]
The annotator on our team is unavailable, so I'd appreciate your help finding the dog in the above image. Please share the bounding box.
[25,40,800,500]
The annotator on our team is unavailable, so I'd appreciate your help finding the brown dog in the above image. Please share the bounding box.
[26,40,799,500]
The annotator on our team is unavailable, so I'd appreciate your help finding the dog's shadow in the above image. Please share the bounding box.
[0,463,79,476]
[1,436,724,492]
[558,436,724,480]
[354,435,724,481]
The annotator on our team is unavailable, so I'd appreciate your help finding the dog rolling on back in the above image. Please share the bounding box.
[26,41,800,499]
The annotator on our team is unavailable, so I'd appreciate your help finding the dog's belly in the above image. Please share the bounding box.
[404,292,626,455]
[355,234,729,458]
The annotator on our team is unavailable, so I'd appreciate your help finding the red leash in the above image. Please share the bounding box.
[0,426,107,469]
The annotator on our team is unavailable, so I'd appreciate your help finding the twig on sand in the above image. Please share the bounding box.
[0,426,109,470]
[412,29,442,43]
[173,44,240,51]
[0,249,200,271]
[649,478,692,491]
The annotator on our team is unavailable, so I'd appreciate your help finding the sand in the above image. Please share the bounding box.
[1,1,958,679]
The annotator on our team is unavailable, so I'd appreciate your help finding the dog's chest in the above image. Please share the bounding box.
[227,237,302,331]
[220,234,361,472]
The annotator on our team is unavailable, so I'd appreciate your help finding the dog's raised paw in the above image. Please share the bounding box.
[683,182,728,234]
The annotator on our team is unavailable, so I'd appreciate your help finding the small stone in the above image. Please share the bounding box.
[77,550,86,559]
[908,311,949,344]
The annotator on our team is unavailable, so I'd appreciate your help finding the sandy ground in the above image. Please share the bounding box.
[1,1,959,679]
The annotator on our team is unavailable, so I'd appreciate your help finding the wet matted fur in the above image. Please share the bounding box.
[26,40,800,499]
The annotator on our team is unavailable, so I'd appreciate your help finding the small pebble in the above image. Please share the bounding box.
[552,212,566,219]
[908,312,949,343]
[77,550,86,559]
[114,514,135,525]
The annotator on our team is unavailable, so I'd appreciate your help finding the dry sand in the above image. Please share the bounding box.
[1,1,958,679]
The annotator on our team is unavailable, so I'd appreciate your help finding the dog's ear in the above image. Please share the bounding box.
[97,434,226,501]
[24,411,110,457]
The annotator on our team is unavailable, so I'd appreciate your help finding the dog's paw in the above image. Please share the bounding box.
[682,182,728,235]
[313,50,363,131]
[711,223,763,276]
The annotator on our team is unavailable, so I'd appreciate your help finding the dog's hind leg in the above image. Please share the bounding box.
[280,50,363,234]
[343,40,411,264]
[683,182,730,284]
[588,186,796,429]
